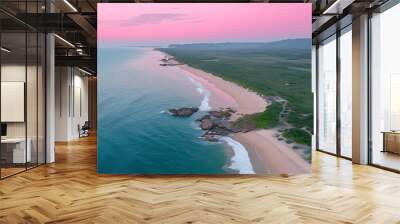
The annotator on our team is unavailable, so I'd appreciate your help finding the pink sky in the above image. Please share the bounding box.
[98,3,311,45]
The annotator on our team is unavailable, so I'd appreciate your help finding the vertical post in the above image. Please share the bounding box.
[336,29,341,157]
[352,14,369,164]
[25,2,28,170]
[312,45,317,150]
[0,21,2,179]
[36,1,39,167]
[367,11,373,165]
[315,44,320,151]
[46,1,55,163]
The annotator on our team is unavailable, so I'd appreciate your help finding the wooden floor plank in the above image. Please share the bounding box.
[0,135,400,223]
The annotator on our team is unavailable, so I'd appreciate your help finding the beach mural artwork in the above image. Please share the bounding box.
[97,3,312,175]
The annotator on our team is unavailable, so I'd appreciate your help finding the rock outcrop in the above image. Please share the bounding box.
[209,108,235,119]
[168,107,199,117]
[198,115,213,130]
[167,106,250,142]
[195,108,238,142]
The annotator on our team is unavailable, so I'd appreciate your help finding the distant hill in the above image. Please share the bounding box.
[168,39,311,50]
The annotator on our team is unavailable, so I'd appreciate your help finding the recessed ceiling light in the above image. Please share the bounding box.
[1,47,11,53]
[63,0,78,12]
[54,34,75,48]
[78,67,93,76]
[323,0,342,15]
[322,0,355,15]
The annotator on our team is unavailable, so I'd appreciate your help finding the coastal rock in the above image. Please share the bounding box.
[197,114,232,131]
[226,107,236,113]
[192,107,256,142]
[209,111,224,118]
[194,108,240,142]
[200,118,214,130]
[207,126,231,136]
[196,115,210,122]
[201,126,230,141]
[209,108,235,119]
[168,107,199,117]
[201,134,219,142]
[213,119,230,129]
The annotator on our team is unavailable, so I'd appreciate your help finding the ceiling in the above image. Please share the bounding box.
[0,0,394,74]
[312,0,391,43]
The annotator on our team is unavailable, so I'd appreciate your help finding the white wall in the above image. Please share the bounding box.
[1,65,26,139]
[55,67,89,141]
[55,66,70,141]
[1,63,46,164]
[1,82,25,122]
[1,65,39,138]
[71,73,89,138]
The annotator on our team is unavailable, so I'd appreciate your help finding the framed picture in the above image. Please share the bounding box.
[98,3,312,175]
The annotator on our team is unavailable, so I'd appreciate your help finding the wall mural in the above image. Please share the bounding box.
[97,3,312,175]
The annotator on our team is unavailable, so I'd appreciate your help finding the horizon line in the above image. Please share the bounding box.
[99,38,311,48]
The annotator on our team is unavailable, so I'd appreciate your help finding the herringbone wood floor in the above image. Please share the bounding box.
[1,135,400,224]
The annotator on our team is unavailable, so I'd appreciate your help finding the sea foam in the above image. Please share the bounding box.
[220,137,255,174]
[187,77,211,111]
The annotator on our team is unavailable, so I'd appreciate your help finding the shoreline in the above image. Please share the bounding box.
[177,62,268,120]
[234,130,311,174]
[158,50,310,174]
[162,52,266,115]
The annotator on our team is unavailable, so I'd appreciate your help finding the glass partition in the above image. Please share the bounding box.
[27,30,38,169]
[339,26,352,158]
[370,3,400,171]
[1,30,28,177]
[0,2,46,179]
[317,35,337,154]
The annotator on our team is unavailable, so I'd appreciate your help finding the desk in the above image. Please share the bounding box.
[382,131,400,155]
[1,138,31,163]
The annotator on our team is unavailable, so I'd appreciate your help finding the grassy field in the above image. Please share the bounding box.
[232,102,283,130]
[157,39,312,145]
[283,128,311,146]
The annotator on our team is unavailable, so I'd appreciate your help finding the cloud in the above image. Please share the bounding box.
[101,13,198,27]
[128,13,188,24]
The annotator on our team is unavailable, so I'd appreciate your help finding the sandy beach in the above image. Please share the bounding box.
[178,64,267,118]
[235,130,311,174]
[164,52,310,174]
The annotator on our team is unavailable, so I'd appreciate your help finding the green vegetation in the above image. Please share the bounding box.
[232,102,283,130]
[287,112,313,132]
[282,128,311,146]
[157,40,313,145]
[219,110,233,118]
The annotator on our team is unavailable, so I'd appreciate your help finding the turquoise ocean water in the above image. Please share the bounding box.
[98,47,231,174]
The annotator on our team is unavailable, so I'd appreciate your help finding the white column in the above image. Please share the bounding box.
[312,45,317,150]
[45,0,56,163]
[55,67,74,141]
[46,33,55,163]
[352,14,369,164]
